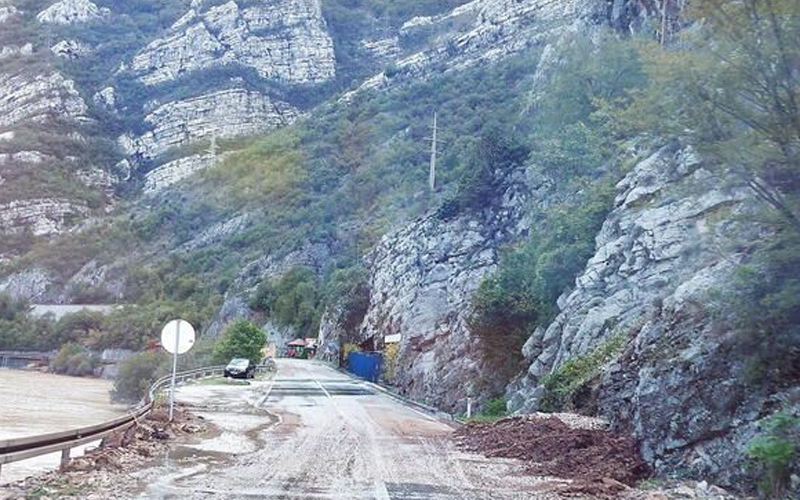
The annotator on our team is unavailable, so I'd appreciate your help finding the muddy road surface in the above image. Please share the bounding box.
[130,359,563,499]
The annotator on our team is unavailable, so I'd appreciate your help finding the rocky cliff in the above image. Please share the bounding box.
[130,0,335,87]
[319,165,546,411]
[124,88,299,161]
[506,143,794,486]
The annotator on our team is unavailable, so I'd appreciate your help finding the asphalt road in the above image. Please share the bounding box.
[133,359,561,499]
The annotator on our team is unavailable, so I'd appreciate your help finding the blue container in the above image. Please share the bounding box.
[347,351,383,382]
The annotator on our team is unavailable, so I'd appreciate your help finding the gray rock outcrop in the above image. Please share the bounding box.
[0,72,87,128]
[123,89,298,160]
[0,43,33,60]
[143,154,215,194]
[0,3,19,23]
[130,0,335,86]
[0,199,90,235]
[36,0,108,25]
[207,242,333,337]
[51,40,92,59]
[353,166,542,411]
[0,268,52,301]
[507,143,778,486]
[343,0,603,102]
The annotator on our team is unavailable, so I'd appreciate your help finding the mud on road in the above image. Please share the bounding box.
[4,360,719,500]
[126,360,571,500]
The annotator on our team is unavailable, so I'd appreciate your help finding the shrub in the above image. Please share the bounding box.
[482,397,508,417]
[250,267,323,337]
[539,333,627,412]
[212,320,267,365]
[382,343,400,382]
[323,266,370,336]
[50,343,98,377]
[469,178,617,388]
[112,350,168,403]
[746,412,799,498]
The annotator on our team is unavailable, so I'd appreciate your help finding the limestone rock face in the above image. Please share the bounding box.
[0,199,90,235]
[0,151,54,165]
[0,268,52,301]
[92,87,116,110]
[36,0,109,25]
[51,40,92,59]
[355,166,542,411]
[131,0,335,86]
[0,72,87,128]
[126,89,299,160]
[506,144,775,486]
[143,154,215,194]
[0,3,20,23]
[0,43,33,60]
[343,0,603,102]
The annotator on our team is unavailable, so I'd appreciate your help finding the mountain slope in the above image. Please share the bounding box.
[1,0,798,494]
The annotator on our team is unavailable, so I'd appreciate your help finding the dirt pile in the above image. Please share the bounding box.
[454,415,649,494]
[64,404,205,473]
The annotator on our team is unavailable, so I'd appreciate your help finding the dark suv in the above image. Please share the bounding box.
[224,358,256,379]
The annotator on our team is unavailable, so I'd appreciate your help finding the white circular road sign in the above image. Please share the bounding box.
[160,319,196,355]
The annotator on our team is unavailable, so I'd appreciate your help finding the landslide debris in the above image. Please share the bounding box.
[454,415,650,494]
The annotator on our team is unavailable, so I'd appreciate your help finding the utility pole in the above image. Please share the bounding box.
[207,132,218,162]
[428,112,438,192]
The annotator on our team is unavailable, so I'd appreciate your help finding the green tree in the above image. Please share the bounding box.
[50,343,98,377]
[746,412,799,498]
[250,267,323,336]
[213,320,267,364]
[613,0,800,232]
[112,350,168,403]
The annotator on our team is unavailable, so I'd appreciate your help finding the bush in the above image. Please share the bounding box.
[250,267,323,337]
[746,412,799,498]
[323,266,370,336]
[382,343,399,382]
[438,129,530,220]
[112,350,168,403]
[539,333,627,412]
[482,397,508,417]
[212,320,267,365]
[469,178,617,387]
[50,343,98,377]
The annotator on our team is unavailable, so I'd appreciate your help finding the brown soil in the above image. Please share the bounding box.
[66,403,206,472]
[454,415,650,496]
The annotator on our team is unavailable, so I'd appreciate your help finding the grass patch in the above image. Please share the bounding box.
[539,333,627,412]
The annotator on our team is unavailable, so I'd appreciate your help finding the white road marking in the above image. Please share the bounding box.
[373,480,391,500]
[314,378,332,399]
[257,378,276,408]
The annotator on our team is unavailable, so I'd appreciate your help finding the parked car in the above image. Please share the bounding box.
[224,358,256,379]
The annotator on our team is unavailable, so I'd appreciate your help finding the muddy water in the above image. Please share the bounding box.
[0,369,125,484]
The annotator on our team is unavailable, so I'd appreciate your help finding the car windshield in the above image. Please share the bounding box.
[229,358,249,368]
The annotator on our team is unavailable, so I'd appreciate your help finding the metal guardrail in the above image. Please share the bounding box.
[0,364,268,479]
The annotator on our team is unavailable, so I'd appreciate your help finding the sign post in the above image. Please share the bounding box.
[160,319,196,422]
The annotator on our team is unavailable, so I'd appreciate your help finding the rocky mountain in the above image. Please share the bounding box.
[1,0,797,493]
[505,143,783,485]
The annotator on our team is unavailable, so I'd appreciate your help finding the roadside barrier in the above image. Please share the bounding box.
[0,364,271,480]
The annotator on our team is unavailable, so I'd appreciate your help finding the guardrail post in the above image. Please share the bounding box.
[59,448,70,470]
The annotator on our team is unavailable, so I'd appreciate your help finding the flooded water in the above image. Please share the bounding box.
[0,369,125,484]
